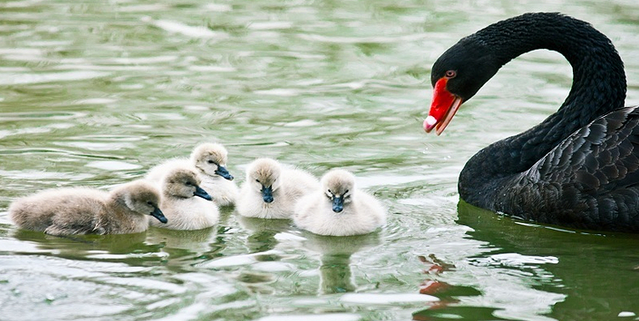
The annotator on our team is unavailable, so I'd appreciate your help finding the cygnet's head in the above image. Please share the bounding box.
[321,169,356,213]
[191,143,234,181]
[246,158,282,204]
[118,180,167,223]
[162,167,213,201]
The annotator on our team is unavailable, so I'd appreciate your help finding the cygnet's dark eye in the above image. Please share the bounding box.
[207,160,215,164]
[147,201,153,206]
[325,189,332,198]
[255,179,260,183]
[185,181,192,186]
[445,70,457,78]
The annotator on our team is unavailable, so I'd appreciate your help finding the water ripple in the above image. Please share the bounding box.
[1,1,639,320]
[0,71,110,85]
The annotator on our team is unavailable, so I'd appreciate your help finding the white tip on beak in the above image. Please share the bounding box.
[423,116,438,132]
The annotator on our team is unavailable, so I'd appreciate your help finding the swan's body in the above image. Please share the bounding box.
[237,158,319,219]
[425,13,639,232]
[146,143,238,207]
[150,166,219,230]
[8,180,166,235]
[294,169,386,236]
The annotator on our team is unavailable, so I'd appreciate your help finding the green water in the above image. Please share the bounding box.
[1,1,639,320]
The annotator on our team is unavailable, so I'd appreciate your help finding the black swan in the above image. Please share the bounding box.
[424,12,639,232]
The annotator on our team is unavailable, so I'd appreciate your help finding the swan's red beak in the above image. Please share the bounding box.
[424,77,463,135]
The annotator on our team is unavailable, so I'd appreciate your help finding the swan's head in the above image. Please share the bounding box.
[162,167,213,201]
[191,143,234,181]
[321,169,356,213]
[425,33,501,135]
[246,158,282,204]
[116,180,167,223]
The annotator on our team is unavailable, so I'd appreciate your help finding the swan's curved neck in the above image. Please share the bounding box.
[458,14,627,208]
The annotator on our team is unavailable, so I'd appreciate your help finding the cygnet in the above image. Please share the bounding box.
[8,180,166,235]
[150,166,219,230]
[237,158,319,219]
[294,169,386,236]
[146,143,238,207]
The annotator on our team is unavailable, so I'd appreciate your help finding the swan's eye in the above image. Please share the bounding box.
[185,181,192,186]
[445,70,457,78]
[255,179,260,183]
[147,201,153,206]
[343,189,350,198]
[207,160,215,164]
[326,189,333,199]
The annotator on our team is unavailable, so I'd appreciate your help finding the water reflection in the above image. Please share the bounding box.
[145,226,219,253]
[238,216,291,254]
[301,232,380,294]
[318,253,355,294]
[11,228,163,261]
[145,226,226,272]
[234,215,383,295]
[457,201,639,320]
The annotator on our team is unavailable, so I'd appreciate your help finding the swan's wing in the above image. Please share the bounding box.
[511,107,639,229]
[534,107,639,193]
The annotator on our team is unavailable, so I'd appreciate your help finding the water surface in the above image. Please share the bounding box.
[1,0,639,320]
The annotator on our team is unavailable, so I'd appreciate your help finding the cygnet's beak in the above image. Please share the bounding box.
[194,186,213,201]
[151,207,168,223]
[332,196,344,213]
[215,166,234,181]
[261,185,274,203]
